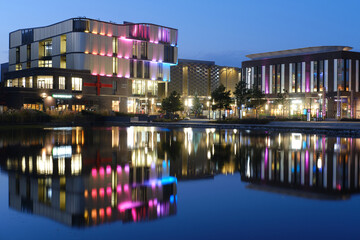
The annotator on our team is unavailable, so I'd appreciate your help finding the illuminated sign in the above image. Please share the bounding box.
[52,94,73,99]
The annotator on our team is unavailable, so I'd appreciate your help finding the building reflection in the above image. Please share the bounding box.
[1,127,177,227]
[239,133,360,199]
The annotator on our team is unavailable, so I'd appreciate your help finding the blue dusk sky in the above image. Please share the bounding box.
[0,0,359,67]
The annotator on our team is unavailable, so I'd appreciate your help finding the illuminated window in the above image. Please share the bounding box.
[39,60,52,67]
[37,76,53,89]
[72,77,82,91]
[6,79,13,87]
[112,100,120,112]
[59,76,66,90]
[16,64,22,71]
[132,80,145,95]
[112,37,118,54]
[113,57,118,75]
[43,39,52,56]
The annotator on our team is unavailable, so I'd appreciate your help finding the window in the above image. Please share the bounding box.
[313,61,318,92]
[27,77,33,88]
[27,44,31,61]
[60,56,66,69]
[164,45,175,63]
[44,40,52,56]
[319,60,324,92]
[337,59,344,91]
[137,61,143,78]
[291,63,296,93]
[60,35,66,54]
[132,41,138,58]
[73,19,89,32]
[147,80,158,96]
[132,80,145,95]
[144,62,150,79]
[39,60,52,67]
[157,63,163,80]
[112,37,118,54]
[276,64,281,93]
[16,47,20,63]
[112,100,120,112]
[20,77,26,87]
[37,76,53,89]
[6,79,13,87]
[16,64,22,71]
[296,62,302,93]
[72,77,82,91]
[140,42,147,59]
[59,76,66,90]
[113,57,118,75]
[271,65,275,93]
[130,60,135,78]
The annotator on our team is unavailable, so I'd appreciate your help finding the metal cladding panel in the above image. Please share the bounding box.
[52,36,61,56]
[31,60,38,68]
[170,29,177,46]
[52,56,61,68]
[150,62,158,80]
[31,42,38,60]
[87,54,112,75]
[67,53,87,71]
[9,65,15,72]
[33,20,72,41]
[118,58,130,77]
[20,45,27,62]
[9,48,16,65]
[10,30,22,48]
[67,32,87,53]
[118,38,132,59]
[148,43,163,62]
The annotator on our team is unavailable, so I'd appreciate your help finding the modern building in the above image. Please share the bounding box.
[242,46,360,119]
[2,18,178,113]
[169,59,241,117]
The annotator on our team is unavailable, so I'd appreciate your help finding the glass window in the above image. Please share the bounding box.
[313,61,318,92]
[59,76,66,90]
[27,77,33,88]
[16,64,22,71]
[319,60,324,92]
[132,41,137,58]
[140,42,147,59]
[113,57,118,75]
[345,59,350,91]
[296,62,302,93]
[157,63,163,80]
[276,64,281,93]
[39,60,52,68]
[44,40,52,56]
[112,37,118,54]
[271,65,276,93]
[137,61,143,78]
[147,80,158,96]
[132,80,145,95]
[291,63,296,93]
[112,100,120,112]
[144,62,150,79]
[337,59,344,91]
[37,76,53,89]
[72,77,82,91]
[7,79,13,87]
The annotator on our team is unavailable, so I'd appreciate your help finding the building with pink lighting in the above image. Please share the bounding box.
[2,18,178,112]
[242,46,360,119]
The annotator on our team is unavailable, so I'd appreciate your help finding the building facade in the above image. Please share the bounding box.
[242,46,360,119]
[2,18,178,113]
[169,59,241,117]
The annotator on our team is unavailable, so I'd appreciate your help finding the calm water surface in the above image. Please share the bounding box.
[0,126,360,239]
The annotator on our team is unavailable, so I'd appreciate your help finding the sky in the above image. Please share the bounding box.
[0,0,360,68]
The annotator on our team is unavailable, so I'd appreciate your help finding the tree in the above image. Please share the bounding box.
[250,86,266,119]
[161,91,184,118]
[211,84,232,120]
[191,92,203,118]
[274,90,289,117]
[234,80,251,119]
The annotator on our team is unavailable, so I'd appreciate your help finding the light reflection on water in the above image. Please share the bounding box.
[0,126,360,230]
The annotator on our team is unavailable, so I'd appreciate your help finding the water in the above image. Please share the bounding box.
[0,126,359,239]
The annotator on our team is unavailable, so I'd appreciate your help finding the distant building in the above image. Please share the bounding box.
[2,18,178,112]
[242,46,360,119]
[169,59,241,118]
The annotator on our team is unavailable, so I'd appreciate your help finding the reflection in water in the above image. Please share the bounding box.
[1,127,177,227]
[1,127,360,227]
[239,133,360,199]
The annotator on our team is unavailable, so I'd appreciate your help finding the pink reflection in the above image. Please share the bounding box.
[91,189,97,198]
[106,207,112,216]
[117,165,122,173]
[99,188,105,197]
[148,200,153,207]
[106,165,111,175]
[118,201,142,211]
[117,185,122,193]
[106,187,112,195]
[125,165,130,173]
[91,168,97,177]
[124,184,129,192]
[99,167,105,176]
